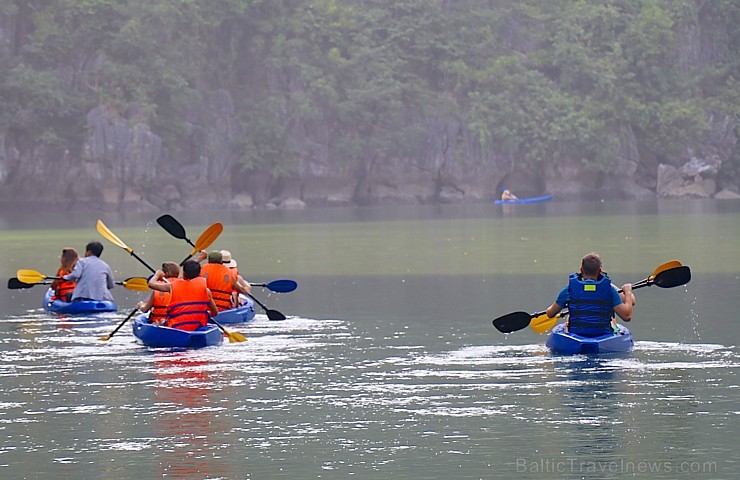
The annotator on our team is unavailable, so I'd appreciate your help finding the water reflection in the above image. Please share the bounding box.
[152,352,231,480]
[552,358,626,480]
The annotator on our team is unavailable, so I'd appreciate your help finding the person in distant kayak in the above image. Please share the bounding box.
[544,252,635,337]
[220,249,251,307]
[137,262,179,324]
[199,250,251,311]
[50,247,78,302]
[501,188,518,201]
[148,260,218,331]
[63,241,115,302]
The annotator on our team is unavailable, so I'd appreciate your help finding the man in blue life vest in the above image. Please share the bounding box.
[544,252,635,337]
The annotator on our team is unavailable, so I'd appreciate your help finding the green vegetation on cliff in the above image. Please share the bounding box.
[1,0,738,183]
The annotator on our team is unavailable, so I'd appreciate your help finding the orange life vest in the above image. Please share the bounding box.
[52,267,76,302]
[201,263,236,312]
[149,281,172,324]
[166,277,211,331]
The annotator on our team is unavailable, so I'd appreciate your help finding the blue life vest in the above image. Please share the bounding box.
[567,273,613,336]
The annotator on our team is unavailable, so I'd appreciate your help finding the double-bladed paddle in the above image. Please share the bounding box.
[156,214,290,321]
[492,262,691,334]
[96,219,155,273]
[156,215,224,265]
[12,270,149,292]
[95,220,246,343]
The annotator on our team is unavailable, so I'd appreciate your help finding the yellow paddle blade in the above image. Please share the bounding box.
[530,313,558,334]
[122,277,150,292]
[191,222,224,255]
[226,330,247,343]
[96,219,133,253]
[649,260,682,280]
[16,269,47,284]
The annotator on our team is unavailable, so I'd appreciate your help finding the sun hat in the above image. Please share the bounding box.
[221,250,237,268]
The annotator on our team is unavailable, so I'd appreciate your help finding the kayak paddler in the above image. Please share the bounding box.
[147,260,218,331]
[544,252,635,336]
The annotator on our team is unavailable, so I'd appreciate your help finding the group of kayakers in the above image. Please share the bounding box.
[51,244,251,332]
[141,250,251,330]
[51,241,116,303]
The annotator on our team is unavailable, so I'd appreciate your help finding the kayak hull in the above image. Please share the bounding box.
[213,297,256,324]
[132,315,223,348]
[546,323,633,355]
[43,288,117,315]
[494,195,553,205]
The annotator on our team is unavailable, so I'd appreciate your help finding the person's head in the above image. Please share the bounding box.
[221,250,237,269]
[580,252,602,278]
[60,248,78,269]
[161,262,180,278]
[207,250,222,264]
[86,241,104,257]
[182,260,201,280]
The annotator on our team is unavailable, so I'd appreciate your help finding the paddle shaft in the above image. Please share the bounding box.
[97,220,155,273]
[247,293,287,320]
[100,308,139,341]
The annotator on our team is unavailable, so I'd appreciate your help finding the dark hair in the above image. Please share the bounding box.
[182,260,201,280]
[86,241,104,257]
[581,252,602,276]
[161,262,180,278]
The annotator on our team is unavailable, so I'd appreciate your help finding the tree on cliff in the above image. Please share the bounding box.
[0,0,738,208]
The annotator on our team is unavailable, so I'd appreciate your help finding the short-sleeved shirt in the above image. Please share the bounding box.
[556,281,623,310]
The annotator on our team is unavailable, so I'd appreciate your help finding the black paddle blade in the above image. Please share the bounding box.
[156,214,187,240]
[266,309,287,321]
[492,311,532,333]
[653,265,691,288]
[8,277,36,289]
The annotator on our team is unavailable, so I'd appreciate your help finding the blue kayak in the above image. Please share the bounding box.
[132,315,223,348]
[43,288,117,315]
[546,323,634,355]
[494,195,553,205]
[212,297,256,324]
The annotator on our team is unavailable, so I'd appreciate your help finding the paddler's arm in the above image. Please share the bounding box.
[613,283,633,322]
[545,286,568,317]
[206,289,218,317]
[546,302,563,318]
[137,294,155,313]
[234,274,251,295]
[147,270,171,292]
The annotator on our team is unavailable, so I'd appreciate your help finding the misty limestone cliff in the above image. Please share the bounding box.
[0,3,738,211]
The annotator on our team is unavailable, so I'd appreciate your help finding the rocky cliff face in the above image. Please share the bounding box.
[2,99,735,212]
[1,10,738,212]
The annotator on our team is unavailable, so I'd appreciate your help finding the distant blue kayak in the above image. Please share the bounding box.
[546,323,634,355]
[132,315,223,348]
[494,195,553,205]
[43,288,117,315]
[213,296,256,324]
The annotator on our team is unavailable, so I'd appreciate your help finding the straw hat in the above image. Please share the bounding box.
[221,250,237,268]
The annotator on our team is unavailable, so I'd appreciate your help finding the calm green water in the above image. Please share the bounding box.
[0,200,738,479]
